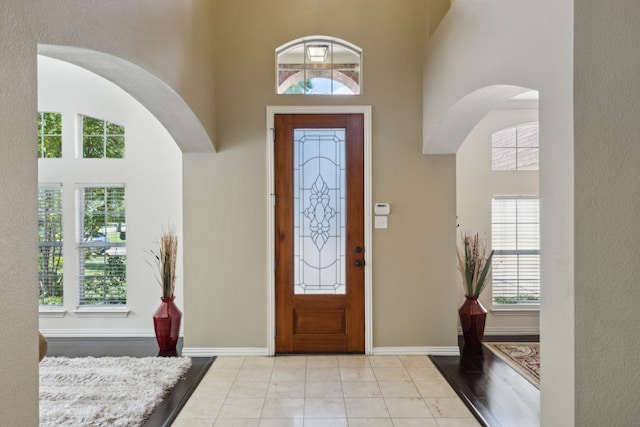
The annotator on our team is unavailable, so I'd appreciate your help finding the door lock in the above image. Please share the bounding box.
[354,259,365,267]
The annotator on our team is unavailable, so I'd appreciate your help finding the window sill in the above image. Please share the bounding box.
[491,306,540,315]
[39,307,67,318]
[73,307,130,318]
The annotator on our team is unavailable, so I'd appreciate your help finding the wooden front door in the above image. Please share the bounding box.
[275,114,365,353]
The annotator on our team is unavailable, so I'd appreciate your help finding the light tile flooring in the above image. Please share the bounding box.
[173,355,480,427]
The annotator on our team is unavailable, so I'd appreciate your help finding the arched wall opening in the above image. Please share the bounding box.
[423,84,533,154]
[454,87,540,336]
[422,2,574,423]
[36,47,210,336]
[38,45,215,154]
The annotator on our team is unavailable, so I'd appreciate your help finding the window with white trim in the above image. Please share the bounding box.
[77,185,126,305]
[37,112,62,158]
[38,184,63,305]
[491,197,540,305]
[491,123,539,171]
[82,115,125,158]
[276,36,362,95]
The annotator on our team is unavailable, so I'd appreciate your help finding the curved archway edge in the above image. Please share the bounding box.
[38,44,215,154]
[423,84,533,154]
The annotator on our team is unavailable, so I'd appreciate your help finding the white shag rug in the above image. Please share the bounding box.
[40,356,191,427]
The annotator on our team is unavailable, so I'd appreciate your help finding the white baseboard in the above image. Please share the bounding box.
[182,347,270,357]
[181,346,460,357]
[372,346,460,356]
[475,326,540,336]
[40,329,184,338]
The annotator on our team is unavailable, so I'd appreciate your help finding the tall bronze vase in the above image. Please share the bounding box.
[153,297,182,351]
[458,296,487,346]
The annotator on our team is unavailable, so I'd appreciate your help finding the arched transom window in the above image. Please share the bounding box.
[276,36,362,95]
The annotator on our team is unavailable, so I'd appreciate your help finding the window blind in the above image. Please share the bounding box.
[491,198,540,305]
[77,185,126,305]
[38,184,64,305]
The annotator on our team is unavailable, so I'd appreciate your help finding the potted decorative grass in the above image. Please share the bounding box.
[150,228,182,352]
[457,231,494,345]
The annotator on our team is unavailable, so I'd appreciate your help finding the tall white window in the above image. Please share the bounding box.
[491,123,539,171]
[77,186,126,305]
[276,36,362,95]
[38,184,63,305]
[491,198,540,305]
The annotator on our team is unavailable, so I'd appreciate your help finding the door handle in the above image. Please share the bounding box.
[354,259,365,267]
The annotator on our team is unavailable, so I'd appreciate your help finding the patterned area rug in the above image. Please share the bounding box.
[40,356,191,427]
[483,342,540,388]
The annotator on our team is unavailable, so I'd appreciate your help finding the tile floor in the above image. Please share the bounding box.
[173,355,480,427]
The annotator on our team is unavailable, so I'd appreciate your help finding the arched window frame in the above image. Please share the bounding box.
[275,36,362,95]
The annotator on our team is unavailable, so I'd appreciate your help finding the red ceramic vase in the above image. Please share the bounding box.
[153,297,182,351]
[458,296,487,346]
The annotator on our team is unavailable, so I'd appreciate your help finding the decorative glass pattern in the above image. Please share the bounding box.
[294,129,346,294]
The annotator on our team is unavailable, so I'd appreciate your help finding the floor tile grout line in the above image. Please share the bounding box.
[184,355,479,425]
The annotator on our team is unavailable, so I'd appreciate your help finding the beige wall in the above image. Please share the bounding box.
[1,2,40,424]
[182,0,458,349]
[34,0,217,146]
[574,2,640,425]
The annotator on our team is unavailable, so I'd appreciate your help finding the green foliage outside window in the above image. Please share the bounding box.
[82,115,125,158]
[38,186,63,305]
[493,295,540,305]
[37,112,62,158]
[79,186,126,305]
[284,80,313,94]
[81,252,127,305]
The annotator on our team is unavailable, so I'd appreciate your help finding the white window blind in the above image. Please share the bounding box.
[38,184,63,305]
[491,198,540,305]
[77,185,126,305]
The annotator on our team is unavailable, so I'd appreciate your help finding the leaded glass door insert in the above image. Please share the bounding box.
[275,113,365,354]
[294,128,346,295]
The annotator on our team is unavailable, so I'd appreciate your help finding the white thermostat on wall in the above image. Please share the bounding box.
[374,203,390,216]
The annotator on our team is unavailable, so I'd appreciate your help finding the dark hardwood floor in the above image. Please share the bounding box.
[45,337,215,427]
[430,335,540,427]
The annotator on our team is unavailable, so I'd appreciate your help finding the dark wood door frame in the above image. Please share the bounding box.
[267,106,372,355]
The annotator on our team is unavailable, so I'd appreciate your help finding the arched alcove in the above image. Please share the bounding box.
[38,44,215,154]
[37,54,185,335]
[423,84,533,154]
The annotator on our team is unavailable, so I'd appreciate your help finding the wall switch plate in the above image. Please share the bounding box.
[375,215,388,229]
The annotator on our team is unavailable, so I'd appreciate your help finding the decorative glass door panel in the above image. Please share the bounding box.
[293,128,346,295]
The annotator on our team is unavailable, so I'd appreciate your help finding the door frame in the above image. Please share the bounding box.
[266,105,372,356]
